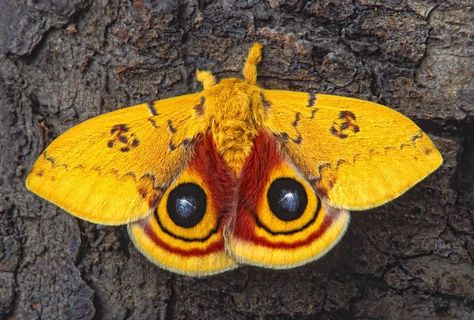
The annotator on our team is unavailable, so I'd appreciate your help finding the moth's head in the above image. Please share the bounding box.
[195,43,265,122]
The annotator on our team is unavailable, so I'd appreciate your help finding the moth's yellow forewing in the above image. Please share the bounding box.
[263,90,442,210]
[26,93,204,225]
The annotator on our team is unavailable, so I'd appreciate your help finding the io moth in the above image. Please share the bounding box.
[26,43,442,276]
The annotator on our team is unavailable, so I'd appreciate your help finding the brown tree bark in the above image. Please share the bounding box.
[1,0,473,319]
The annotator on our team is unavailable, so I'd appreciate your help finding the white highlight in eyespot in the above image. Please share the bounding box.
[279,189,299,213]
[176,196,197,218]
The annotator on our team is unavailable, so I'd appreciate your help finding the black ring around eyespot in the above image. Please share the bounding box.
[154,210,220,242]
[153,182,219,242]
[167,183,206,228]
[267,178,308,221]
[253,199,321,235]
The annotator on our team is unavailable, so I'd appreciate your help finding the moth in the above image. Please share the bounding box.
[26,43,442,276]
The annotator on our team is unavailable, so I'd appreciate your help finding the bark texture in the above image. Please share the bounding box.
[1,0,473,319]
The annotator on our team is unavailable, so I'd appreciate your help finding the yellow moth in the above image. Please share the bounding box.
[26,43,442,276]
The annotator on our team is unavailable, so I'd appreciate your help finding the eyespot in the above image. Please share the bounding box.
[267,178,308,221]
[166,183,206,228]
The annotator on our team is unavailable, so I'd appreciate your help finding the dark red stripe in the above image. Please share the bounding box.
[190,134,236,222]
[237,131,282,210]
[140,219,225,257]
[233,207,334,249]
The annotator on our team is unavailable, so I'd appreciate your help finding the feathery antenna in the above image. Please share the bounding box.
[243,42,263,84]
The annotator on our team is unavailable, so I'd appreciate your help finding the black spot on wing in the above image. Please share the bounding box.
[111,124,129,134]
[167,120,177,133]
[329,110,359,139]
[307,93,316,107]
[147,102,158,116]
[148,118,159,129]
[194,97,205,116]
[108,124,140,152]
[330,126,348,139]
[261,92,272,109]
[339,110,356,120]
[182,138,192,148]
[43,151,56,165]
[292,112,301,127]
[169,141,177,151]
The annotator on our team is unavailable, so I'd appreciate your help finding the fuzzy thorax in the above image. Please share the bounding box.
[197,42,266,175]
[203,79,266,174]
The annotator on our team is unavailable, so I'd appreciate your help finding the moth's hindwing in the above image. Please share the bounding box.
[128,135,237,276]
[228,132,350,268]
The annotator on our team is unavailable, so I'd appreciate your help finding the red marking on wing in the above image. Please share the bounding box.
[191,134,236,222]
[233,131,333,249]
[137,134,235,257]
[233,208,333,249]
[140,220,225,257]
[237,131,282,211]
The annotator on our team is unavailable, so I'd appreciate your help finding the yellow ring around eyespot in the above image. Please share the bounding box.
[253,196,325,243]
[156,169,219,241]
[256,163,319,233]
[147,209,223,250]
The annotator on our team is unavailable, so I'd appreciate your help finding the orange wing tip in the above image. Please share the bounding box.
[128,220,237,277]
[228,208,350,269]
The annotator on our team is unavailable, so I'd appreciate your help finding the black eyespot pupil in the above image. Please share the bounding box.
[167,183,206,228]
[268,178,307,221]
